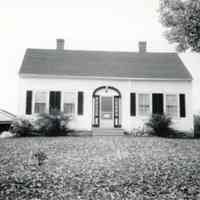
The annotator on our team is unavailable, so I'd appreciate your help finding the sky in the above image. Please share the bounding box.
[0,0,200,114]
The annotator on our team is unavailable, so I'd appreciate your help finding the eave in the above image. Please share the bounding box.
[19,73,193,82]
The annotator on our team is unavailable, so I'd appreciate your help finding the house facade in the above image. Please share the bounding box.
[18,39,193,135]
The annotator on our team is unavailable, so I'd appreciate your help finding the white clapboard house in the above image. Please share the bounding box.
[18,39,193,135]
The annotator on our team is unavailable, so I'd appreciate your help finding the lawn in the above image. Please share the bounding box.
[1,136,200,199]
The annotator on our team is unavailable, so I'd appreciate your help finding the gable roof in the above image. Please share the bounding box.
[19,49,192,80]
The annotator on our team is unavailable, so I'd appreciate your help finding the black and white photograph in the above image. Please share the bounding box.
[0,0,200,199]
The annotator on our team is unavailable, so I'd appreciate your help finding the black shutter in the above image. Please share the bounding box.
[180,94,186,117]
[49,91,61,113]
[130,93,136,116]
[78,92,84,115]
[49,91,55,113]
[26,90,32,115]
[152,93,163,114]
[55,92,61,111]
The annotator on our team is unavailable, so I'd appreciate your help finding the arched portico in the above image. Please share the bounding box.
[92,86,121,128]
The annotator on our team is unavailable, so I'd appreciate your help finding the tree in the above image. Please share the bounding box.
[159,0,200,52]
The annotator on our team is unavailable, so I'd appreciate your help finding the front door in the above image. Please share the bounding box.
[100,96,113,128]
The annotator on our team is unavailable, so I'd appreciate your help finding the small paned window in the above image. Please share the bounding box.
[35,91,47,114]
[63,92,75,116]
[166,94,178,117]
[139,94,150,115]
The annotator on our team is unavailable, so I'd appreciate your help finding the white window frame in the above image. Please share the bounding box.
[165,94,178,118]
[62,91,76,117]
[138,93,151,116]
[34,90,48,114]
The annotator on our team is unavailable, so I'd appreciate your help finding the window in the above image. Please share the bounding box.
[139,94,150,115]
[63,92,75,116]
[166,94,178,117]
[114,96,120,127]
[114,97,119,117]
[34,91,47,114]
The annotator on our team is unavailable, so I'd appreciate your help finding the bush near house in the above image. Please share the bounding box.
[34,110,71,136]
[146,114,179,138]
[10,118,34,137]
[10,110,71,137]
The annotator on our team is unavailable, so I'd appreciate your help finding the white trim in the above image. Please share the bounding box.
[20,73,193,82]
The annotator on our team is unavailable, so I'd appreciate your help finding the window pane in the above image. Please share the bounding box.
[139,94,150,115]
[63,92,75,115]
[166,95,177,106]
[95,97,99,116]
[35,92,47,114]
[35,91,46,103]
[114,98,119,117]
[35,103,46,113]
[63,92,75,103]
[166,95,177,117]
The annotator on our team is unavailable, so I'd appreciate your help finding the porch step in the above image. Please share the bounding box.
[92,128,124,136]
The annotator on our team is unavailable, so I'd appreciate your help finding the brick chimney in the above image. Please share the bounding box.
[138,41,147,53]
[56,38,65,50]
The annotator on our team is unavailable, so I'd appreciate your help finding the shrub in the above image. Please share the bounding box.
[146,114,175,137]
[10,118,33,137]
[32,150,48,166]
[34,109,71,136]
[194,115,200,138]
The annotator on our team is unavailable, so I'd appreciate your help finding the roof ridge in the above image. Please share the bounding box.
[26,48,177,54]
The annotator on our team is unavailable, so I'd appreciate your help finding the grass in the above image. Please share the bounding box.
[1,136,200,199]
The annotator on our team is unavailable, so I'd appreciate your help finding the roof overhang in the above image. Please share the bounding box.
[0,121,12,125]
[19,73,193,82]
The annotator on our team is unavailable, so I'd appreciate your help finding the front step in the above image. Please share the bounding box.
[92,128,124,136]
